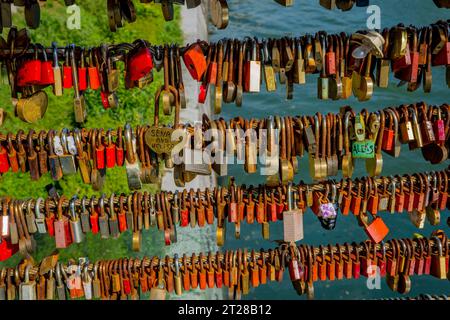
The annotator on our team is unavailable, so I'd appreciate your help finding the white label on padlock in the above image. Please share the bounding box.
[1,215,9,236]
[249,61,261,92]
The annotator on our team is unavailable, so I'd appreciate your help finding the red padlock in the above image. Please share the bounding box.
[180,192,189,227]
[325,35,336,76]
[363,215,389,244]
[228,186,238,223]
[391,45,411,73]
[237,190,245,222]
[78,49,88,91]
[266,192,277,222]
[116,127,125,167]
[90,204,99,235]
[0,142,10,173]
[45,213,55,237]
[17,46,42,86]
[367,183,379,215]
[246,193,255,224]
[395,176,405,213]
[207,54,217,85]
[0,237,18,261]
[63,47,73,89]
[412,174,425,211]
[198,82,208,103]
[122,275,132,295]
[128,44,153,81]
[438,171,448,211]
[105,130,116,169]
[183,43,207,81]
[317,247,327,281]
[275,190,285,220]
[288,248,303,281]
[88,49,101,90]
[433,106,446,144]
[351,242,361,279]
[432,42,450,66]
[39,46,55,85]
[377,242,387,277]
[256,194,265,224]
[394,30,419,82]
[382,112,395,151]
[95,129,106,170]
[350,183,362,216]
[100,91,110,109]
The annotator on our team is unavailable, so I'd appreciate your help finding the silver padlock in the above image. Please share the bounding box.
[25,199,37,234]
[82,266,93,300]
[149,194,157,227]
[108,193,120,238]
[34,197,47,234]
[19,264,36,300]
[56,263,66,300]
[171,191,180,225]
[0,269,6,300]
[124,124,142,190]
[69,196,85,244]
[57,129,77,175]
[98,195,110,239]
[126,194,134,231]
[183,125,211,175]
[80,196,91,233]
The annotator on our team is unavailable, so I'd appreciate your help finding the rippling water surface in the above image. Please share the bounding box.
[209,1,450,299]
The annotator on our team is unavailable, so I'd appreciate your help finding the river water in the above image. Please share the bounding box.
[209,0,450,299]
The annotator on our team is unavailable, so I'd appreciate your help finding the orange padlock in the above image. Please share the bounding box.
[183,43,207,81]
[363,214,389,244]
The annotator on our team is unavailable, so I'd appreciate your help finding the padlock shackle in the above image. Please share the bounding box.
[69,195,78,221]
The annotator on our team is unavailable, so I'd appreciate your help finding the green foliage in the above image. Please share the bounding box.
[0,2,180,267]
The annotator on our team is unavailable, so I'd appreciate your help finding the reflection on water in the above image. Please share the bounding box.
[209,0,450,299]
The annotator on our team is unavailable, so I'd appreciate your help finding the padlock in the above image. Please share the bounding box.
[183,43,206,81]
[128,42,153,81]
[432,106,446,144]
[0,142,10,173]
[88,49,101,90]
[54,196,72,249]
[430,236,447,279]
[19,265,36,300]
[17,45,42,86]
[382,111,395,151]
[69,196,84,244]
[39,45,55,85]
[362,213,389,243]
[0,237,18,262]
[63,46,73,89]
[78,49,88,91]
[105,129,116,169]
